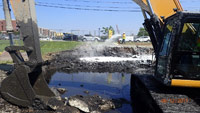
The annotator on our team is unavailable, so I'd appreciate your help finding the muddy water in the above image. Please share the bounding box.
[48,72,133,113]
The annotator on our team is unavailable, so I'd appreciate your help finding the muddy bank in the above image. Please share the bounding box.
[49,46,154,74]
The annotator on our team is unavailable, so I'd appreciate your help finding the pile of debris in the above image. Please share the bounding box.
[49,46,154,74]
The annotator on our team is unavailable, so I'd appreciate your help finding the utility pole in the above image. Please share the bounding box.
[3,0,14,45]
[94,30,96,36]
[98,28,101,37]
[116,25,120,34]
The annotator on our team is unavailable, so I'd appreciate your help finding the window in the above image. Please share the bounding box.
[177,23,200,52]
[159,24,173,56]
[174,21,200,78]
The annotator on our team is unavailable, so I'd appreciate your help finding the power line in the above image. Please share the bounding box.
[63,0,133,4]
[36,2,139,9]
[35,3,141,12]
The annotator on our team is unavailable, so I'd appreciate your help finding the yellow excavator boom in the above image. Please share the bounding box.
[133,0,183,20]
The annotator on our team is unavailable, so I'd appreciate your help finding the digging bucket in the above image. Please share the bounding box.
[0,65,55,107]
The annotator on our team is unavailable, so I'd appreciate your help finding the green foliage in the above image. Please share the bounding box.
[137,27,149,37]
[101,26,115,35]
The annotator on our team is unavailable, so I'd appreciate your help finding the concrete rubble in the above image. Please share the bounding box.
[68,95,120,113]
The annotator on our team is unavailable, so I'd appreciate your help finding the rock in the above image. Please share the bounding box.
[99,101,115,111]
[55,105,80,113]
[68,95,122,112]
[83,90,89,94]
[64,97,68,105]
[90,111,101,113]
[47,98,64,110]
[68,97,90,112]
[50,87,62,100]
[57,88,67,94]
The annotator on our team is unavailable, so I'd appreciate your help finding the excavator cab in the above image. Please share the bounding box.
[133,0,200,87]
[155,12,200,86]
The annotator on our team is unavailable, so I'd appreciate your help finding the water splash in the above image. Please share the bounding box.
[77,34,122,57]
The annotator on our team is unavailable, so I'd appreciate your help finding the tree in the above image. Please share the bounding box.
[101,26,115,35]
[137,27,149,37]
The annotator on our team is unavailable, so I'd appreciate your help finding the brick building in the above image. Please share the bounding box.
[0,20,17,32]
[38,28,56,38]
[0,19,56,37]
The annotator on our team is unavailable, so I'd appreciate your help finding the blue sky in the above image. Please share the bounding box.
[0,0,200,35]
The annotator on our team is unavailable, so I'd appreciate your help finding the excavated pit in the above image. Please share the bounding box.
[43,45,200,113]
[43,46,155,113]
[1,44,200,112]
[0,45,155,113]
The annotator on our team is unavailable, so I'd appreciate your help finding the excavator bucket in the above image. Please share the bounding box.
[0,65,55,107]
[0,0,56,108]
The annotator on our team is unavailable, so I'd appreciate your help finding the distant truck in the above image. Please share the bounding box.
[40,37,52,41]
[63,33,78,41]
[118,35,135,43]
[135,36,150,42]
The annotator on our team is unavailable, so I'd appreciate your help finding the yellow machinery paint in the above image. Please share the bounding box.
[137,0,183,20]
[171,79,200,88]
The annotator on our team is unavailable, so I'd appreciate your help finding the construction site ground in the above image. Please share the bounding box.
[0,42,200,113]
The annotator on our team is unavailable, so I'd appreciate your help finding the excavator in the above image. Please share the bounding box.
[0,0,200,109]
[132,0,200,87]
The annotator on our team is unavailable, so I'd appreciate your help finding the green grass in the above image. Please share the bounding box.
[0,40,24,52]
[0,60,13,64]
[40,41,82,55]
[0,40,10,52]
[0,40,82,55]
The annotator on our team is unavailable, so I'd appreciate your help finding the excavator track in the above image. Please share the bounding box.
[132,74,200,113]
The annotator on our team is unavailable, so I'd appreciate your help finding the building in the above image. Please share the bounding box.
[0,19,17,32]
[0,19,56,38]
[38,28,56,38]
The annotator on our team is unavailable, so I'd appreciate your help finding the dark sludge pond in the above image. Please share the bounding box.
[46,72,162,113]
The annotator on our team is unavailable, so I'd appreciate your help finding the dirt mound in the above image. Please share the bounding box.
[49,46,154,74]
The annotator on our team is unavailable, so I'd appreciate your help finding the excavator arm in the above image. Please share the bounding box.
[132,0,183,53]
[0,0,56,108]
[133,0,183,22]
